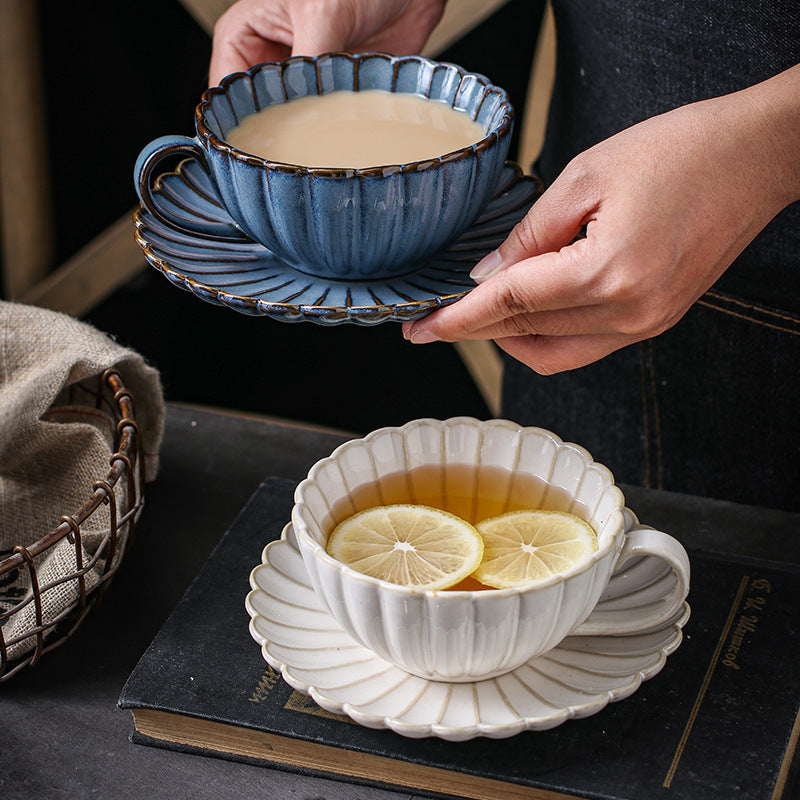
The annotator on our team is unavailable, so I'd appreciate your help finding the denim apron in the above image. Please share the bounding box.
[501,0,800,510]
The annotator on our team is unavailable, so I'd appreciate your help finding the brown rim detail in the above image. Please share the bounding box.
[195,52,514,179]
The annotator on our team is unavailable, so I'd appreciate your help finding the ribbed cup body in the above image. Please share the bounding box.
[293,418,627,682]
[197,53,513,279]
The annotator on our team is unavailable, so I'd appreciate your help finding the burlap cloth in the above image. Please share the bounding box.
[0,301,165,662]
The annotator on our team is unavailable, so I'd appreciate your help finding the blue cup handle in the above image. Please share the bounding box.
[134,134,212,236]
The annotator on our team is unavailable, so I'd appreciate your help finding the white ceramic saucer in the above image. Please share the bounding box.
[133,159,541,325]
[245,511,690,741]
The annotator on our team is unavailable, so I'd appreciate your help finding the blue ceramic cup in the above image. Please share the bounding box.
[134,52,513,280]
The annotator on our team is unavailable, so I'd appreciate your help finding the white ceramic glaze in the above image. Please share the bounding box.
[245,520,690,740]
[291,418,691,682]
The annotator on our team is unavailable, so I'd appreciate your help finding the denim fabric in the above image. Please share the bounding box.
[502,1,800,510]
[538,0,800,315]
[503,293,800,511]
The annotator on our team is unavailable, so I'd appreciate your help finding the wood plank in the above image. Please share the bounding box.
[453,340,503,417]
[0,0,54,297]
[443,1,554,416]
[517,1,556,171]
[423,0,512,57]
[19,211,145,318]
[426,0,511,416]
[457,2,555,416]
[177,0,234,34]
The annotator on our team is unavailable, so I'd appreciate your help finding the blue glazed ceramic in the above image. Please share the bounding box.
[133,158,541,325]
[134,53,514,281]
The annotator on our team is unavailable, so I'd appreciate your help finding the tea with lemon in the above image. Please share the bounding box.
[325,464,596,590]
[326,463,588,528]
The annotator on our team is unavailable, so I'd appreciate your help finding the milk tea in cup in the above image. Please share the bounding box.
[225,89,486,168]
[134,53,514,278]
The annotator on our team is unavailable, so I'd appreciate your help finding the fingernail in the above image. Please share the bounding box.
[408,329,439,344]
[469,249,503,283]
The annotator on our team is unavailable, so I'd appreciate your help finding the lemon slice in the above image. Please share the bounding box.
[473,510,598,589]
[326,504,484,591]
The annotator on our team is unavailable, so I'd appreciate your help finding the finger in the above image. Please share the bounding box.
[436,303,612,342]
[291,27,351,56]
[290,5,353,56]
[209,35,291,86]
[209,1,292,86]
[405,242,597,342]
[495,332,634,374]
[470,167,598,282]
[209,38,249,88]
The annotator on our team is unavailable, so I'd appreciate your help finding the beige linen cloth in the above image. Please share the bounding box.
[0,301,164,661]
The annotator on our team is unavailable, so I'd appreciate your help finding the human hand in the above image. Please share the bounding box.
[402,66,800,374]
[209,0,445,86]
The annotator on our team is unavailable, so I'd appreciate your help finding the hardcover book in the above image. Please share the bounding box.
[119,477,800,800]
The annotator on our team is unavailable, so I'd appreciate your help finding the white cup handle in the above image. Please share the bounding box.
[570,524,691,636]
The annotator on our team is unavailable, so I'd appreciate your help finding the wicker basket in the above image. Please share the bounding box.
[0,369,144,681]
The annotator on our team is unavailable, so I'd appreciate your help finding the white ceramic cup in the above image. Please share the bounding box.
[292,418,690,682]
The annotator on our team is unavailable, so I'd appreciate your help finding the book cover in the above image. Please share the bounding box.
[119,477,800,800]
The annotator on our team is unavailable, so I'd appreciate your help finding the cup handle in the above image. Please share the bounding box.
[134,134,213,237]
[570,524,691,636]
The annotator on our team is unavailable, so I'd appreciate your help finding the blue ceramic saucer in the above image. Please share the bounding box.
[133,159,541,325]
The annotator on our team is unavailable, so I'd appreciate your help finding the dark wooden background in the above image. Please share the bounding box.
[34,0,542,433]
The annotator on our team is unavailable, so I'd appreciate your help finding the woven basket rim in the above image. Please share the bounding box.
[0,368,145,680]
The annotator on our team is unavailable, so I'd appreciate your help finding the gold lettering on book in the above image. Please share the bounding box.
[248,664,352,722]
[663,574,750,788]
[248,666,280,703]
[284,690,353,723]
[722,578,771,671]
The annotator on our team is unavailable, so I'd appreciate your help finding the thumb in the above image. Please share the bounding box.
[291,11,353,56]
[470,172,595,283]
[291,30,348,56]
